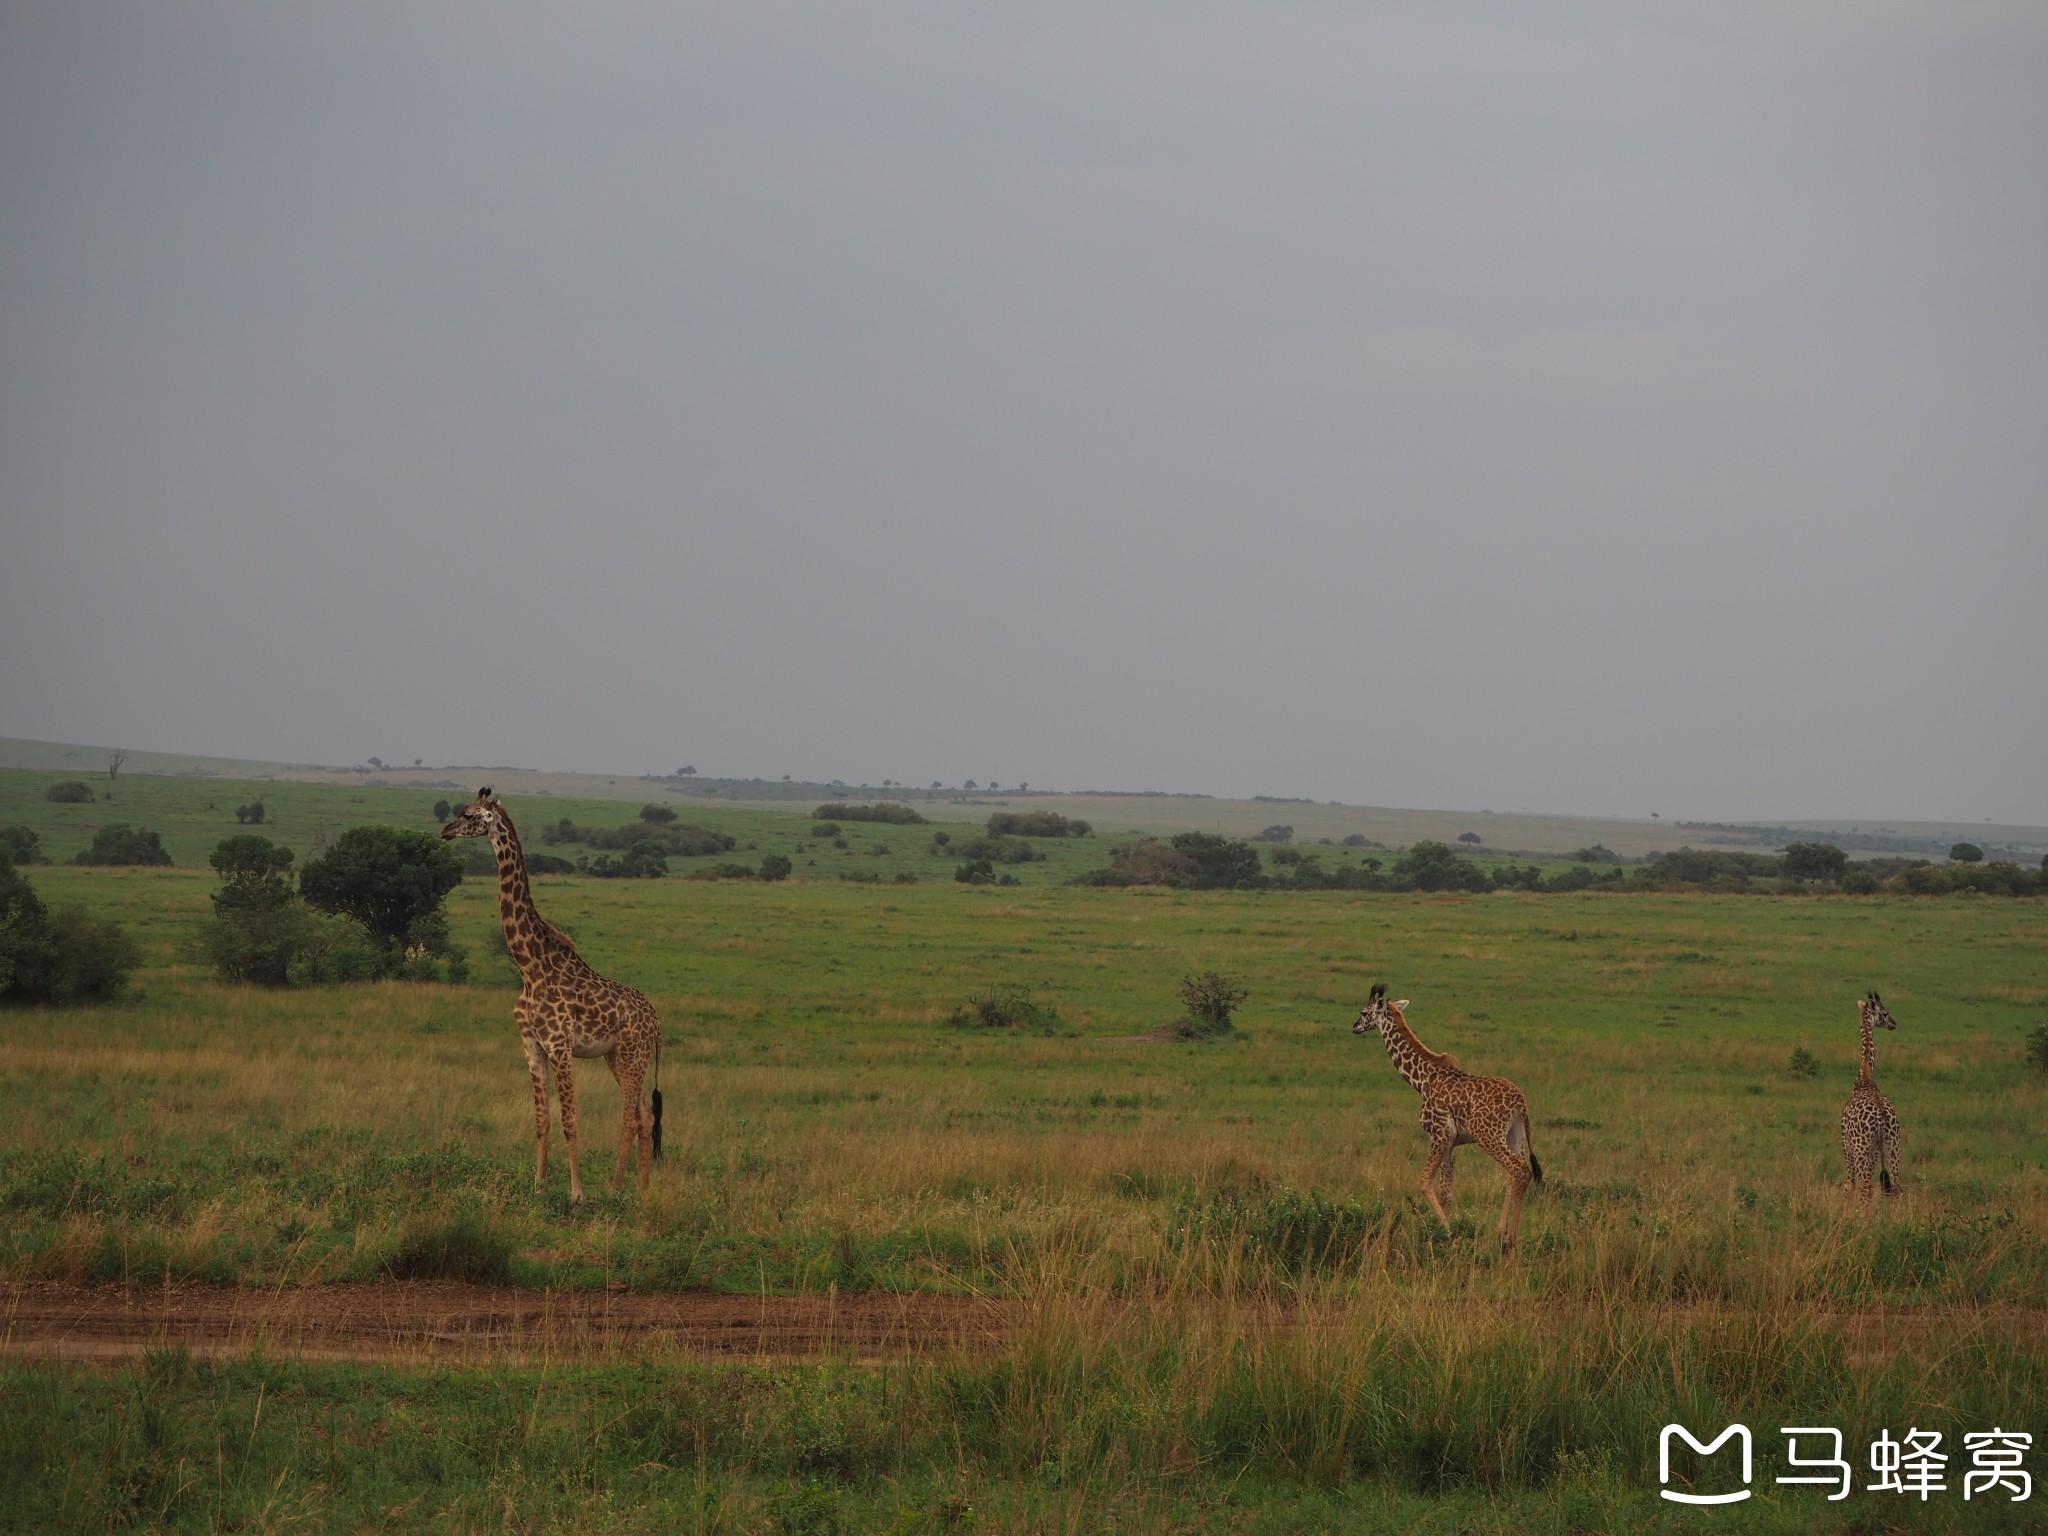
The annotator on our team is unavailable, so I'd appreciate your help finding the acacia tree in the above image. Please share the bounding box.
[106,748,128,781]
[299,825,464,956]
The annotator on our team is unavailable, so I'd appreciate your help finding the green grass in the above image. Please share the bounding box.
[2,791,2045,1530]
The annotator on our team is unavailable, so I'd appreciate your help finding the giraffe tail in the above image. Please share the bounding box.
[1510,1110,1543,1183]
[651,1089,664,1160]
[1878,1166,1891,1193]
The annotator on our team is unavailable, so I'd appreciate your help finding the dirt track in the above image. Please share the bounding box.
[8,1283,2040,1371]
[1,1282,1020,1367]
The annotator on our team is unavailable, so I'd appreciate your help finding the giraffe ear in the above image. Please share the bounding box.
[1392,999,1411,1012]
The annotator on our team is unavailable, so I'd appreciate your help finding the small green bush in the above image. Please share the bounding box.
[45,781,94,804]
[2026,1025,2048,1076]
[954,859,995,885]
[759,853,793,882]
[944,986,1063,1033]
[1788,1047,1820,1079]
[639,803,678,824]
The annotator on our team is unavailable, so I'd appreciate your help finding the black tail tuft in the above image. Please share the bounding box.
[1878,1166,1891,1193]
[1528,1151,1544,1184]
[651,1088,664,1161]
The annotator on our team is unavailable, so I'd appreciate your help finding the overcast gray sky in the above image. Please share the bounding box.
[3,2,2044,823]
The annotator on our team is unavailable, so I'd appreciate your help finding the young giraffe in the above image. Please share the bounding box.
[1840,990,1902,1201]
[1352,983,1543,1252]
[441,789,663,1201]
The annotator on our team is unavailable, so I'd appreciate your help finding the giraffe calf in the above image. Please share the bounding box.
[1353,984,1544,1252]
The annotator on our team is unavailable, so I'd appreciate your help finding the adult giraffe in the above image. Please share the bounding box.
[1352,983,1542,1252]
[441,788,662,1200]
[1841,990,1903,1201]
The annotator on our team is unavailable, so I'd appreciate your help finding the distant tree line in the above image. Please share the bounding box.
[1072,835,2048,897]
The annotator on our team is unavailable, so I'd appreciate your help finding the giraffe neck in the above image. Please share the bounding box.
[1377,1010,1447,1095]
[1857,1007,1876,1084]
[490,807,573,976]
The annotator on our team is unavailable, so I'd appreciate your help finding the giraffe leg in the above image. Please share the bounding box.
[523,1038,551,1189]
[1879,1125,1902,1196]
[1420,1136,1454,1234]
[552,1055,583,1203]
[606,1051,645,1193]
[1483,1140,1532,1253]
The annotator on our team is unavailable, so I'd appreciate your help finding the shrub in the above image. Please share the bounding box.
[432,799,452,822]
[954,859,995,885]
[587,843,669,878]
[2027,1025,2048,1076]
[1840,866,1882,895]
[526,852,575,875]
[0,826,42,864]
[384,1208,513,1283]
[1567,844,1621,864]
[1268,846,1303,867]
[1177,971,1248,1039]
[812,822,842,839]
[759,853,793,881]
[639,803,678,824]
[1782,842,1848,882]
[1256,824,1294,844]
[985,811,1091,838]
[1898,864,1953,895]
[1950,842,1984,864]
[813,802,926,825]
[944,986,1063,1033]
[45,781,94,804]
[1391,840,1491,892]
[1788,1047,1820,1079]
[1543,864,1622,892]
[1169,833,1265,889]
[539,817,734,856]
[1073,839,1201,886]
[234,801,266,825]
[1340,834,1379,848]
[73,824,173,867]
[948,835,1041,865]
[299,825,466,969]
[695,862,757,881]
[1,850,139,1003]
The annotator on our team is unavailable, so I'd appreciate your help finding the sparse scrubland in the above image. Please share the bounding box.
[2,770,2045,1531]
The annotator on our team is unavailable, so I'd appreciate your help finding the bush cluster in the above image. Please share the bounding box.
[0,826,43,864]
[207,827,469,986]
[73,825,173,867]
[45,781,94,804]
[539,817,734,857]
[985,811,1091,838]
[0,848,140,1003]
[814,802,927,825]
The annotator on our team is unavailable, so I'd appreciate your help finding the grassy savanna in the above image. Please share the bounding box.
[4,796,2046,1530]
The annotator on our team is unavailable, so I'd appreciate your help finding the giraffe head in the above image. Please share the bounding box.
[1353,983,1411,1036]
[439,787,505,842]
[1860,991,1897,1032]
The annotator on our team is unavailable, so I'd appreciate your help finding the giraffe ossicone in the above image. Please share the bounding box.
[1352,982,1542,1252]
[441,788,664,1202]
